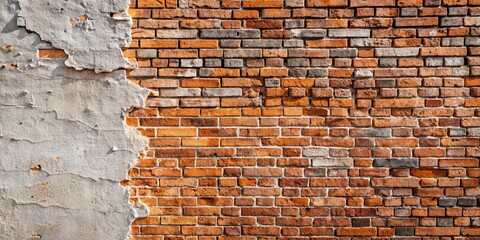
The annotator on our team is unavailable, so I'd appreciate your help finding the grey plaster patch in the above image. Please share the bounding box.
[0,1,149,239]
[17,0,134,73]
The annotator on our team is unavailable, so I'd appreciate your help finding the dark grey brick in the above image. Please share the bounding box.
[466,37,480,46]
[449,7,468,16]
[285,19,304,29]
[379,58,397,67]
[330,49,357,58]
[242,40,282,48]
[373,159,419,168]
[350,129,391,137]
[220,40,240,48]
[265,78,280,87]
[438,197,457,207]
[287,58,309,67]
[200,29,260,39]
[290,68,308,77]
[224,49,262,58]
[441,17,464,27]
[311,59,332,67]
[437,218,453,227]
[308,68,327,77]
[444,57,464,67]
[401,8,417,17]
[292,29,327,38]
[204,59,222,67]
[442,38,465,47]
[395,227,414,236]
[458,197,477,207]
[224,59,243,68]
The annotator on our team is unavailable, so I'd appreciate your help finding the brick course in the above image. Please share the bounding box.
[126,0,480,238]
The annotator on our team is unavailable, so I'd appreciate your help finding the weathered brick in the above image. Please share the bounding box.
[302,147,328,157]
[351,0,395,6]
[373,159,419,168]
[180,59,203,68]
[156,29,198,38]
[202,88,242,97]
[312,158,353,167]
[200,29,261,38]
[375,48,419,57]
[291,29,327,38]
[180,98,220,108]
[126,1,480,238]
[328,29,371,37]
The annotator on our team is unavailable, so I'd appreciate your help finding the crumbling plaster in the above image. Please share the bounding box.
[0,0,148,239]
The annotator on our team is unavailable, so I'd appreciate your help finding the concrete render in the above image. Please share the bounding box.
[0,0,148,239]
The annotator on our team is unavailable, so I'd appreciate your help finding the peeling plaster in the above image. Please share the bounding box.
[17,0,133,73]
[0,0,148,239]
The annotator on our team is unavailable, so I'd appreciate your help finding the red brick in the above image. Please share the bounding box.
[416,227,460,236]
[336,227,377,236]
[126,0,480,238]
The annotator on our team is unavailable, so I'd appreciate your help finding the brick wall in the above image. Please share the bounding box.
[125,0,480,238]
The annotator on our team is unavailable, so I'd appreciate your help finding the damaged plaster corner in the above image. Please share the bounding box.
[16,0,134,73]
[132,201,149,219]
[122,81,151,220]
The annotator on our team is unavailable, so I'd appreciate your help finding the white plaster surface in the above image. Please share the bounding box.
[0,0,148,239]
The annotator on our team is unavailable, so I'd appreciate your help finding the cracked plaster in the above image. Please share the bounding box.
[0,0,148,239]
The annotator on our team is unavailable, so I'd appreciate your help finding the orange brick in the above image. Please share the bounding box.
[138,0,165,8]
[179,40,218,48]
[140,39,178,48]
[243,0,283,8]
[307,0,348,7]
[38,49,67,58]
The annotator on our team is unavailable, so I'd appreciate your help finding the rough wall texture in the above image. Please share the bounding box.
[0,0,147,239]
[126,0,480,238]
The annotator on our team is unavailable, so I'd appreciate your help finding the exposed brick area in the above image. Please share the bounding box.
[125,0,480,238]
